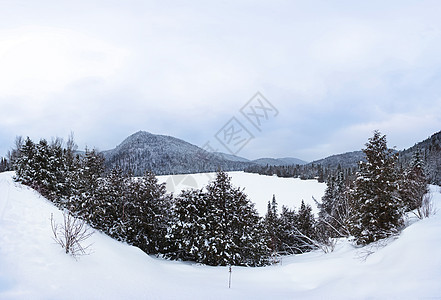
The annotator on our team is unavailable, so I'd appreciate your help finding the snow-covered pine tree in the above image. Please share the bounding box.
[202,171,270,266]
[71,148,106,226]
[295,200,316,252]
[264,194,282,254]
[349,131,403,245]
[318,166,351,238]
[100,167,129,240]
[0,157,8,172]
[125,171,172,254]
[399,150,429,212]
[13,137,36,186]
[278,205,299,254]
[167,188,209,261]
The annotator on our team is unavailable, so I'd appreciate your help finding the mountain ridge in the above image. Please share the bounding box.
[102,131,308,175]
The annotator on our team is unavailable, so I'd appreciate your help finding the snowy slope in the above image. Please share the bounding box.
[1,171,441,299]
[157,171,327,215]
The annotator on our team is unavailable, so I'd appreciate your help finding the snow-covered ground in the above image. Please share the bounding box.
[157,171,326,215]
[1,171,441,299]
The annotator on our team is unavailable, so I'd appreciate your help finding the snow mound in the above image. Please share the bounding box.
[1,171,440,299]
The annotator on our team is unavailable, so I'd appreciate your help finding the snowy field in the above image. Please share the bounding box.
[1,171,441,299]
[157,171,326,215]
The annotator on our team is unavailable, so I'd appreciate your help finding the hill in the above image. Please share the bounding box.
[400,131,441,185]
[1,171,441,299]
[309,150,365,169]
[252,157,308,166]
[102,131,251,175]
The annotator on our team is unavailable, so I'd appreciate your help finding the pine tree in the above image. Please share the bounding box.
[264,195,282,254]
[278,206,299,254]
[399,150,429,211]
[167,188,209,261]
[349,131,403,245]
[14,137,36,185]
[168,171,270,266]
[319,166,351,238]
[203,171,269,266]
[71,148,106,225]
[295,200,316,252]
[125,171,172,254]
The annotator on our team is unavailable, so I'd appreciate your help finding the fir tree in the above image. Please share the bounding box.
[125,171,172,254]
[349,131,403,245]
[203,171,269,266]
[399,150,429,211]
[167,188,209,261]
[319,166,350,238]
[264,195,282,254]
[278,206,299,254]
[168,171,270,266]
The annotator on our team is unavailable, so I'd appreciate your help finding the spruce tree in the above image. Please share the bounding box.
[400,150,429,211]
[167,188,208,261]
[349,131,403,245]
[278,206,299,254]
[14,137,36,185]
[264,195,282,254]
[126,171,172,254]
[203,171,269,266]
[296,200,316,252]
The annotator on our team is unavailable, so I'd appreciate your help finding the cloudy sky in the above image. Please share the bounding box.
[1,0,441,161]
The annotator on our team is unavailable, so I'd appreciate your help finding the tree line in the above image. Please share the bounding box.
[7,130,432,266]
[9,135,320,266]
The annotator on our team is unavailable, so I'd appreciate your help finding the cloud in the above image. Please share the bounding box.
[1,1,441,160]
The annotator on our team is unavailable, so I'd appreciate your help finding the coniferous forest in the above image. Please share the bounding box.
[4,130,433,266]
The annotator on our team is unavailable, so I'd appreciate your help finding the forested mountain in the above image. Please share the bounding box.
[101,131,308,176]
[399,131,441,185]
[252,157,308,166]
[309,151,365,169]
[102,131,252,175]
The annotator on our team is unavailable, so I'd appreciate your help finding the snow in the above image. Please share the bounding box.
[1,171,441,299]
[157,171,327,215]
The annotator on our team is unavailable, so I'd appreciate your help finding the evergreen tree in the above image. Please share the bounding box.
[264,195,282,254]
[399,150,429,211]
[319,166,350,238]
[295,200,316,252]
[278,206,299,254]
[349,131,403,245]
[125,171,172,254]
[0,157,8,172]
[203,171,269,266]
[13,137,36,185]
[71,148,105,224]
[168,171,270,266]
[167,188,209,261]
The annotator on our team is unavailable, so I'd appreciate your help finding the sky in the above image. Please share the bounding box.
[1,0,441,162]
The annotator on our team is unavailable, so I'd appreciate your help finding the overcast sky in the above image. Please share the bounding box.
[1,0,441,161]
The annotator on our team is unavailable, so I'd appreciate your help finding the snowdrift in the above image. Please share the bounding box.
[1,171,440,299]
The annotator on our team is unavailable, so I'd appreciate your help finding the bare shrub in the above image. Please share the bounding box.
[414,193,437,219]
[51,210,93,258]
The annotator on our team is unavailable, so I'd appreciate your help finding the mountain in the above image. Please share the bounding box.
[309,150,365,169]
[212,152,250,162]
[251,157,308,166]
[277,157,309,165]
[399,131,441,185]
[102,131,252,175]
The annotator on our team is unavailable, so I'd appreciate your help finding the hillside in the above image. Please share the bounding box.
[252,157,308,166]
[102,131,307,176]
[309,150,365,169]
[1,171,441,299]
[102,131,251,175]
[400,131,441,185]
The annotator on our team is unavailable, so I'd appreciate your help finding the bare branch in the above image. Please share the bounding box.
[50,210,94,259]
